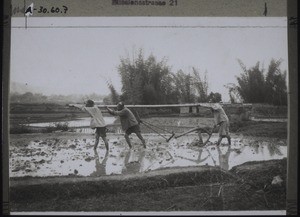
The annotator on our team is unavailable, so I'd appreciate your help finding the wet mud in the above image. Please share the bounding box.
[9,133,287,178]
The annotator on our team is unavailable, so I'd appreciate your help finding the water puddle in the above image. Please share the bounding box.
[9,134,287,177]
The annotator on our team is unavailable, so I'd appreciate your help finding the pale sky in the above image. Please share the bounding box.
[10,17,288,102]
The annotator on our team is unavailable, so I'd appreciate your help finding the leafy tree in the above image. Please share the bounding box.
[118,49,176,104]
[224,83,243,103]
[235,59,287,105]
[236,60,266,103]
[192,68,209,102]
[265,59,287,105]
[117,48,220,105]
[106,80,120,104]
[173,68,212,103]
[207,92,222,103]
[172,70,196,103]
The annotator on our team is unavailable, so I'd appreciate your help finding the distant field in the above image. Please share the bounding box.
[9,103,287,139]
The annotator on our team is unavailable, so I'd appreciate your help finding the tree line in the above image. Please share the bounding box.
[105,49,287,106]
[234,59,287,105]
[10,92,106,104]
[104,49,222,105]
[10,49,287,106]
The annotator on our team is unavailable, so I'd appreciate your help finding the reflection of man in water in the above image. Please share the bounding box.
[177,148,209,165]
[122,149,146,175]
[216,145,233,171]
[190,130,205,147]
[90,149,109,176]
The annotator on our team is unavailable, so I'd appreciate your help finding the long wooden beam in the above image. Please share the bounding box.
[68,102,252,108]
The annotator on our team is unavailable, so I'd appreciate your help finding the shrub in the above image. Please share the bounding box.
[55,122,69,131]
[10,124,33,134]
[43,122,69,133]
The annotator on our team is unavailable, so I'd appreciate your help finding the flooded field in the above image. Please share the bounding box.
[9,133,287,178]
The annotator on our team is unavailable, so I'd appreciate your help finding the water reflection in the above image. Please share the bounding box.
[90,149,109,176]
[216,145,233,171]
[267,142,283,156]
[176,148,209,165]
[9,136,287,177]
[122,149,146,175]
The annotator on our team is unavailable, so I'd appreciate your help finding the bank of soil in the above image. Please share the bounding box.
[10,159,286,211]
[229,121,287,139]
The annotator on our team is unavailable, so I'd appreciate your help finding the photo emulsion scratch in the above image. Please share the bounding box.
[8,15,288,215]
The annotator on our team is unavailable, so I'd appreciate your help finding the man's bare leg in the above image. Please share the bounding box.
[94,134,100,149]
[124,134,132,149]
[227,135,231,146]
[102,136,109,151]
[136,132,146,148]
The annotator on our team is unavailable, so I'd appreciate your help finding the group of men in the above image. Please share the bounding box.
[73,100,145,150]
[73,100,231,151]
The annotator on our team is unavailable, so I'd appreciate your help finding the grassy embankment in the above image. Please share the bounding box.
[10,159,286,211]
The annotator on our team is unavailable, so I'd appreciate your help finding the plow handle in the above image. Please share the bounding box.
[174,127,203,139]
[166,132,175,142]
[203,125,216,145]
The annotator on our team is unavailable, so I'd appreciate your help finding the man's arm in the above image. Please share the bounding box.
[106,107,115,115]
[198,104,211,109]
[214,120,225,128]
[69,104,85,111]
[106,107,127,116]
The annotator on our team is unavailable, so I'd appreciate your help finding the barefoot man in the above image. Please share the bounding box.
[72,100,109,150]
[210,103,231,146]
[106,102,146,149]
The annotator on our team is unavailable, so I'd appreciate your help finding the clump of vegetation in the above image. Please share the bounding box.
[10,124,34,134]
[44,122,69,133]
[10,122,70,134]
[235,59,287,105]
[103,48,222,105]
[55,122,69,131]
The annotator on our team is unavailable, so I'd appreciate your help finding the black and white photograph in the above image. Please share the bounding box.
[8,10,289,215]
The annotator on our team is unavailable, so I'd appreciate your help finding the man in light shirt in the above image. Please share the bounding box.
[210,103,231,146]
[73,100,109,150]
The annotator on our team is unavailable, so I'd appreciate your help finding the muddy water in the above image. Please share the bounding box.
[9,134,287,178]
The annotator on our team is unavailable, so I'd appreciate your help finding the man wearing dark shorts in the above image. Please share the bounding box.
[106,102,146,149]
[73,100,109,150]
[211,103,231,146]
